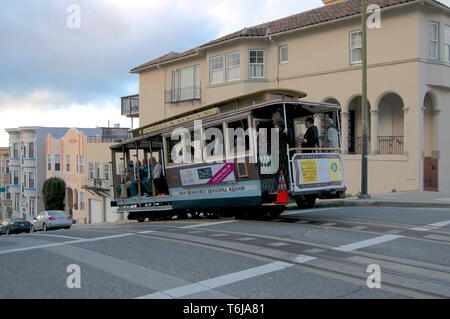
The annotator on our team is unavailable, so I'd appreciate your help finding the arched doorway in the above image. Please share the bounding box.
[347,96,371,154]
[377,93,404,154]
[66,188,74,213]
[423,92,438,191]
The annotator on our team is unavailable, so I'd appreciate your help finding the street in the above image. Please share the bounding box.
[1,206,450,299]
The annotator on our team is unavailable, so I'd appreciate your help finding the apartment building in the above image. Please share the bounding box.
[5,126,79,219]
[46,127,129,224]
[0,147,11,220]
[128,0,449,194]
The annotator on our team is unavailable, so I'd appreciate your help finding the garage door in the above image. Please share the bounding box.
[89,199,102,224]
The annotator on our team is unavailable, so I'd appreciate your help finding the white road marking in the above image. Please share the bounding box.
[282,207,341,216]
[333,234,403,252]
[410,219,450,232]
[321,222,337,227]
[182,220,237,229]
[268,242,289,247]
[293,255,317,264]
[30,233,83,240]
[351,225,368,231]
[136,261,292,299]
[436,198,450,202]
[0,233,133,255]
[137,230,156,234]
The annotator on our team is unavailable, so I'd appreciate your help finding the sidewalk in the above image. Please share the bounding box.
[314,191,450,209]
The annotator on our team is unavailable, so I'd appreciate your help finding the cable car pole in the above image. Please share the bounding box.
[360,0,369,198]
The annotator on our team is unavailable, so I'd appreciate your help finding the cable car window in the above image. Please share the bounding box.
[226,118,250,155]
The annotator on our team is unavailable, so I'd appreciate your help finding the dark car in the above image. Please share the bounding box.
[0,218,32,236]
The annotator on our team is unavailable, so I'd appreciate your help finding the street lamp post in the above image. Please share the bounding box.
[360,0,369,198]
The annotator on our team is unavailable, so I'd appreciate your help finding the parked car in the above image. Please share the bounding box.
[0,218,32,236]
[31,210,72,232]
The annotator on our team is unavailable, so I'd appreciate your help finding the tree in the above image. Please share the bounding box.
[42,177,66,210]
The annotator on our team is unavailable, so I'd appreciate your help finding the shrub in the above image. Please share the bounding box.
[42,177,66,210]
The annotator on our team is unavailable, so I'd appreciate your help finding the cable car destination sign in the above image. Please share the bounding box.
[136,107,219,137]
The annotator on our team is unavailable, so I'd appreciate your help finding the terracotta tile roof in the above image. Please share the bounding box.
[131,0,448,73]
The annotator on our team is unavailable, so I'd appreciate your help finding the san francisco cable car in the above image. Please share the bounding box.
[110,89,345,221]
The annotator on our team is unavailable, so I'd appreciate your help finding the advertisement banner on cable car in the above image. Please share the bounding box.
[292,153,344,192]
[179,162,236,186]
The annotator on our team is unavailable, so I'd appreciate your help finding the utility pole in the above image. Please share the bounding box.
[360,0,369,198]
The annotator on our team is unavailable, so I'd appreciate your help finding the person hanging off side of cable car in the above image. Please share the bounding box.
[273,120,291,188]
[300,116,320,153]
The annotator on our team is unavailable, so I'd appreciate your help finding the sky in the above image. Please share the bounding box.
[0,0,449,146]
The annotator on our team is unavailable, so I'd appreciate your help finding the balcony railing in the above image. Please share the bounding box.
[348,136,404,155]
[121,94,139,117]
[165,86,201,103]
[377,136,404,155]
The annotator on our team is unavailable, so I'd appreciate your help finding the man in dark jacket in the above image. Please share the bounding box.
[301,117,320,153]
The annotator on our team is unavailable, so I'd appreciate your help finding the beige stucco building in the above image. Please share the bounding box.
[128,0,449,195]
[46,127,129,224]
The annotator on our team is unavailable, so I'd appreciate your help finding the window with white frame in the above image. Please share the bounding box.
[249,50,265,78]
[226,52,240,81]
[171,65,200,102]
[94,162,100,179]
[28,142,34,159]
[210,55,224,85]
[445,25,449,63]
[54,154,61,171]
[89,162,94,179]
[430,22,439,60]
[29,198,35,216]
[80,191,85,210]
[29,172,35,189]
[22,172,26,188]
[76,155,79,173]
[103,163,110,183]
[350,30,362,64]
[79,155,84,174]
[280,45,288,64]
[13,143,18,158]
[47,155,51,171]
[66,154,70,172]
[13,170,19,185]
[14,193,19,211]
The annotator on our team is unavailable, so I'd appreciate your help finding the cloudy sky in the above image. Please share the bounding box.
[0,0,449,146]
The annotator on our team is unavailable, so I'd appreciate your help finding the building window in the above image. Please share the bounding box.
[103,163,110,182]
[13,170,19,185]
[14,193,19,211]
[29,172,35,189]
[54,154,61,171]
[80,192,85,210]
[89,162,94,179]
[249,50,264,78]
[13,143,18,158]
[210,55,224,85]
[29,198,35,216]
[445,25,449,63]
[66,154,70,172]
[79,155,84,174]
[226,51,240,82]
[28,142,34,159]
[171,65,200,102]
[94,162,100,179]
[23,173,27,188]
[350,30,362,64]
[280,45,288,64]
[430,22,439,60]
[47,155,51,171]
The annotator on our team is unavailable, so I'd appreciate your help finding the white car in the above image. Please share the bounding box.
[31,210,72,232]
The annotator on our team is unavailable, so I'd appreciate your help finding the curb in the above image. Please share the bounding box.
[313,200,450,209]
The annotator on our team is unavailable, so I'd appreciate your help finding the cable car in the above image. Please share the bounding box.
[110,89,345,221]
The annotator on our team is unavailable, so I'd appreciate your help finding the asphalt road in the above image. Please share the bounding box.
[1,206,450,299]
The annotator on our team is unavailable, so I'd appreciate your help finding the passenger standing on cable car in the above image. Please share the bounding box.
[274,120,290,188]
[301,117,320,153]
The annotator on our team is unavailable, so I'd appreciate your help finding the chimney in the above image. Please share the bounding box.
[322,0,346,5]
